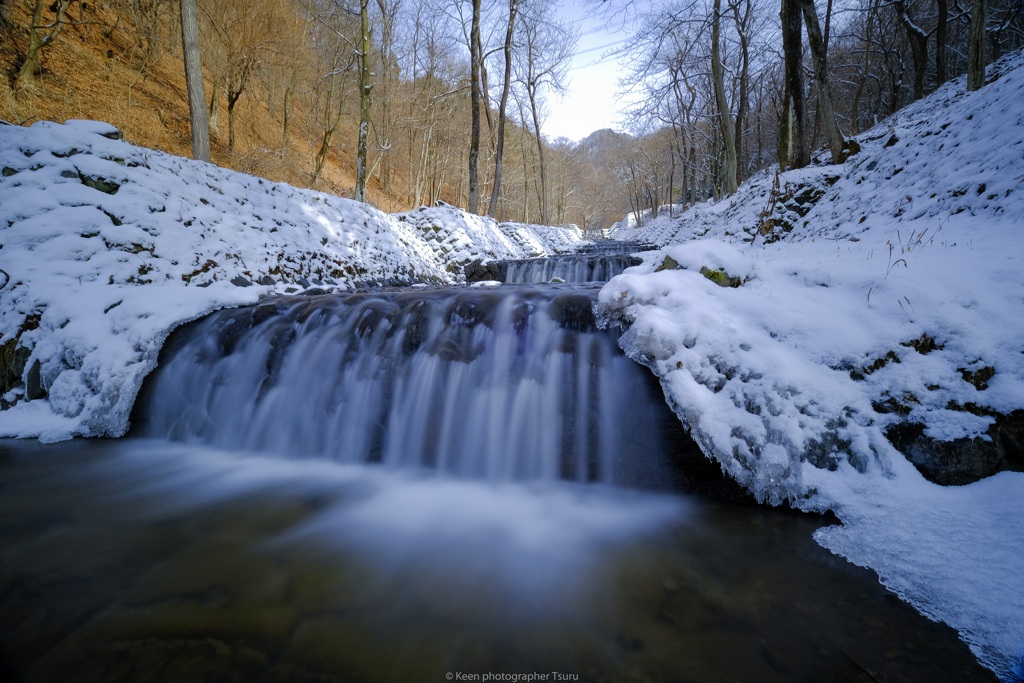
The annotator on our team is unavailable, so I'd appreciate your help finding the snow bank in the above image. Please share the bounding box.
[0,120,584,441]
[601,53,1024,677]
[501,221,588,255]
[394,204,584,272]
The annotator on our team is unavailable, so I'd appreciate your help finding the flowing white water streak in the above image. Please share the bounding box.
[139,285,678,488]
[504,254,640,283]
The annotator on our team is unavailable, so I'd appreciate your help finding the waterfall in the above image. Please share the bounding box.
[503,254,641,284]
[136,285,680,488]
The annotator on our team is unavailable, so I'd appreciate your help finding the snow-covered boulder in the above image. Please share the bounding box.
[600,51,1024,678]
[0,119,579,440]
[602,50,1024,500]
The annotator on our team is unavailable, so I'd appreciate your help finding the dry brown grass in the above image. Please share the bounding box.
[0,2,405,211]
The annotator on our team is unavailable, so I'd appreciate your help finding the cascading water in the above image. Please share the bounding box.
[135,284,680,488]
[502,254,641,284]
[6,251,993,682]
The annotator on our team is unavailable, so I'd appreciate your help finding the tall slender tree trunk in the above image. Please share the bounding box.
[488,0,519,217]
[468,0,482,213]
[355,0,371,203]
[711,0,738,194]
[731,1,751,184]
[801,0,845,163]
[312,73,342,185]
[375,0,398,192]
[313,123,337,184]
[734,37,749,183]
[528,89,549,225]
[895,0,928,101]
[810,0,834,155]
[179,0,210,162]
[780,0,807,169]
[851,0,879,133]
[936,0,948,84]
[208,80,220,133]
[282,81,294,151]
[968,0,987,91]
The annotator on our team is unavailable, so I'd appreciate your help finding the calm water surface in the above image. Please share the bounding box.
[0,438,994,683]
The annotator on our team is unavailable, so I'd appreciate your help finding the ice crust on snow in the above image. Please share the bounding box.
[603,53,1024,677]
[0,120,584,440]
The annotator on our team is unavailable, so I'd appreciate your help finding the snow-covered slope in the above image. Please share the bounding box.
[0,119,584,440]
[603,53,1024,677]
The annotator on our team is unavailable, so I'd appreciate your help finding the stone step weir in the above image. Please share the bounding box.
[465,242,651,284]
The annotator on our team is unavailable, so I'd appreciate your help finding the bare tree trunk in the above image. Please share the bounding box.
[355,0,371,203]
[968,0,987,91]
[282,80,294,151]
[780,0,807,169]
[809,0,833,156]
[936,0,948,84]
[711,0,738,194]
[15,0,74,90]
[801,0,845,163]
[227,90,241,151]
[179,0,210,162]
[312,64,343,185]
[488,0,519,217]
[468,0,482,213]
[478,30,496,148]
[528,91,549,225]
[374,0,400,193]
[730,0,752,184]
[312,123,337,184]
[208,80,220,133]
[895,0,928,101]
[851,0,879,134]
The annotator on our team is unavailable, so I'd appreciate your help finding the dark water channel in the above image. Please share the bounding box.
[0,247,995,682]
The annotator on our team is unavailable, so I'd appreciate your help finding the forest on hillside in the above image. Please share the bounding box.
[2,0,1022,229]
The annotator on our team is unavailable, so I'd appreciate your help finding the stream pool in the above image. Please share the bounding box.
[0,437,994,683]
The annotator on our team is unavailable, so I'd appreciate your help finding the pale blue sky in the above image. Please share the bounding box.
[544,1,632,142]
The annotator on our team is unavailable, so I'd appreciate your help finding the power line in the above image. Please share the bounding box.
[567,58,620,73]
[574,37,631,57]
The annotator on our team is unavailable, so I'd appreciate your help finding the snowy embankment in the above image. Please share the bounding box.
[0,119,584,441]
[604,53,1024,678]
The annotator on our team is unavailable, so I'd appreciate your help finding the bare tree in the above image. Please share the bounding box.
[727,0,753,182]
[515,1,576,224]
[893,0,929,100]
[780,0,808,168]
[468,0,482,213]
[14,0,76,90]
[800,0,846,162]
[119,0,173,68]
[180,0,211,161]
[968,0,987,90]
[307,0,358,184]
[936,0,948,84]
[371,0,402,192]
[712,0,738,194]
[487,0,520,217]
[201,0,291,151]
[355,0,371,202]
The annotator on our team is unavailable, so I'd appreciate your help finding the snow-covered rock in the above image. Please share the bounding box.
[602,51,1024,677]
[0,120,585,440]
